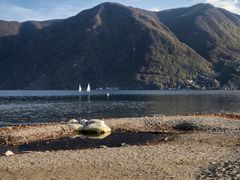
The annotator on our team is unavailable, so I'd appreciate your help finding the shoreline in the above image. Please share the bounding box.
[0,114,240,179]
[0,113,240,146]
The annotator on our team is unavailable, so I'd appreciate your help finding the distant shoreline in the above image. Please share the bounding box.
[0,89,239,97]
[1,113,240,145]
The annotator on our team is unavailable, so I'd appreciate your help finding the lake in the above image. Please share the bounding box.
[0,90,239,125]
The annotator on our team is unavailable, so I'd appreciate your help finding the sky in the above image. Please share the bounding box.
[0,0,239,22]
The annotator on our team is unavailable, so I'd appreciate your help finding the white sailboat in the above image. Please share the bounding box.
[78,84,82,92]
[86,83,91,92]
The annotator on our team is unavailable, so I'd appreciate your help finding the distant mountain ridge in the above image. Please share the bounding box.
[0,2,239,90]
[0,19,60,37]
[157,3,240,89]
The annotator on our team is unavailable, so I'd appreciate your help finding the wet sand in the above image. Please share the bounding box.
[0,114,240,179]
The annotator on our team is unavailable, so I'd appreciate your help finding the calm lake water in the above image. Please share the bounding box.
[0,90,239,125]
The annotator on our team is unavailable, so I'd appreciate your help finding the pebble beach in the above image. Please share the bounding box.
[0,114,239,179]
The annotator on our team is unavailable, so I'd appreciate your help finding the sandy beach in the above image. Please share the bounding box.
[0,114,240,179]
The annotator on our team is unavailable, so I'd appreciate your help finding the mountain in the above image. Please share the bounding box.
[0,19,60,37]
[158,3,240,88]
[0,2,215,90]
[0,2,239,90]
[0,19,60,73]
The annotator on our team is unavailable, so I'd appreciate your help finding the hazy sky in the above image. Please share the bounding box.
[0,0,239,22]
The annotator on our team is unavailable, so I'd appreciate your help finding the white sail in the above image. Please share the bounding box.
[86,83,91,92]
[78,84,82,92]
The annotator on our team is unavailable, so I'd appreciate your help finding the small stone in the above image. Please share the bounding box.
[98,145,108,149]
[67,119,79,123]
[5,150,14,156]
[80,119,88,127]
[119,143,128,147]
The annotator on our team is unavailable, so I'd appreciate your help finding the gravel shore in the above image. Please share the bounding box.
[0,114,239,180]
